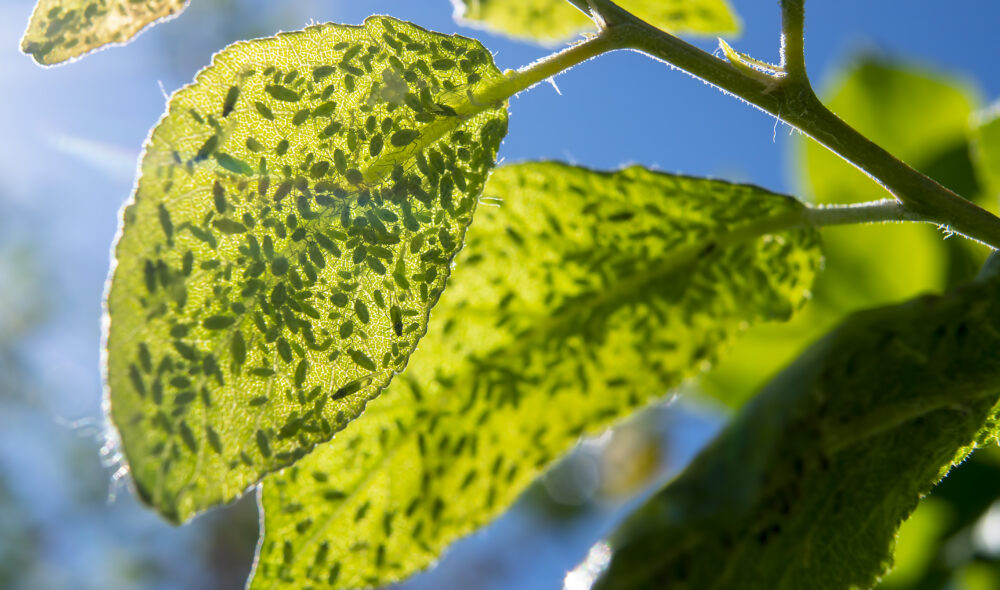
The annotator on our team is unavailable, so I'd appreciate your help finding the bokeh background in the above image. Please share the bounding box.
[2,1,1000,588]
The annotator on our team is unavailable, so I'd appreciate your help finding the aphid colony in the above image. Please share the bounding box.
[107,17,509,521]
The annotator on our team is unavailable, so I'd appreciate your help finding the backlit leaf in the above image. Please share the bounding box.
[21,0,188,65]
[594,256,1000,590]
[251,162,821,589]
[454,0,739,45]
[105,16,509,524]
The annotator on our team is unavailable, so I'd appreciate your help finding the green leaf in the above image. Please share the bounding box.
[700,57,985,407]
[21,0,189,65]
[455,0,739,45]
[105,16,509,524]
[973,104,1000,202]
[594,256,1000,590]
[249,162,821,590]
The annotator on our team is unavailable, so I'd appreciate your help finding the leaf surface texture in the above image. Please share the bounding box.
[251,162,821,589]
[106,16,509,523]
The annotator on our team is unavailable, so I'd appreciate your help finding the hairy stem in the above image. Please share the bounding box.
[779,0,807,80]
[479,31,619,103]
[726,200,934,248]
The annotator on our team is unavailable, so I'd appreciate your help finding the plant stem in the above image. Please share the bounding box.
[726,200,932,248]
[527,0,1000,249]
[480,31,619,103]
[779,0,807,80]
[617,19,1000,248]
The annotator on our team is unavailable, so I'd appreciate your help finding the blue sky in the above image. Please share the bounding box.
[1,1,999,588]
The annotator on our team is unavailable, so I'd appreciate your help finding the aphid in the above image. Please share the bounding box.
[314,542,330,566]
[349,349,376,371]
[254,101,274,120]
[354,299,370,324]
[157,204,174,240]
[256,430,272,457]
[345,169,363,185]
[328,563,341,585]
[354,501,370,522]
[128,365,146,397]
[310,161,330,179]
[313,65,336,81]
[292,108,310,126]
[179,421,198,452]
[203,315,235,330]
[194,135,218,161]
[212,180,227,213]
[390,305,403,337]
[271,257,289,275]
[264,84,299,102]
[294,359,308,387]
[332,379,362,400]
[367,257,386,275]
[369,134,384,157]
[277,338,293,363]
[206,425,223,453]
[138,343,152,373]
[215,153,253,176]
[222,85,240,117]
[211,218,246,235]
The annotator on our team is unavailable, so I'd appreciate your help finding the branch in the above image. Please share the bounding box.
[600,14,1000,249]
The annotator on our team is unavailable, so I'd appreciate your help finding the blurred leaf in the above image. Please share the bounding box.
[877,498,951,588]
[21,0,189,65]
[251,162,821,590]
[106,16,509,524]
[973,104,1000,204]
[805,58,979,308]
[454,0,739,45]
[595,256,1000,590]
[701,58,985,406]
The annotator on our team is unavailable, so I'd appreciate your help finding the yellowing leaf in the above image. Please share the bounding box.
[250,162,821,590]
[105,16,509,524]
[595,257,1000,590]
[455,0,739,45]
[21,0,188,65]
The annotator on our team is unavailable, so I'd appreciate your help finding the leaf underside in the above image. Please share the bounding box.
[455,0,740,44]
[251,162,821,590]
[596,258,1000,590]
[106,16,509,524]
[21,0,189,65]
